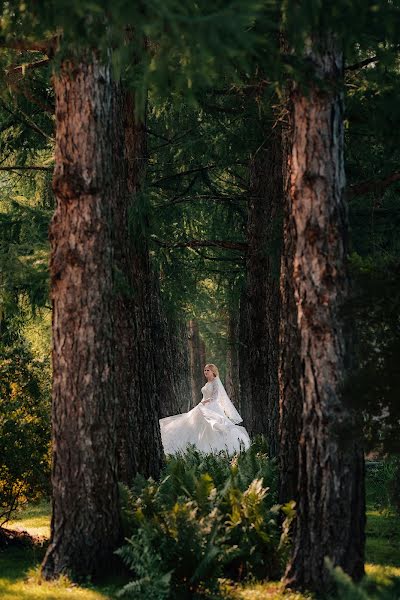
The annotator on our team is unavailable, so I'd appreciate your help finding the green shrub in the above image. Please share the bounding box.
[328,560,400,600]
[366,457,400,516]
[0,341,51,529]
[117,443,293,599]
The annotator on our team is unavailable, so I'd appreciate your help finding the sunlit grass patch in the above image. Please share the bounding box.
[220,580,313,599]
[366,508,400,566]
[0,547,119,600]
[7,500,51,539]
[0,574,112,600]
[365,563,400,594]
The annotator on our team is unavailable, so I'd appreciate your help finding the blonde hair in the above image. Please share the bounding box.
[204,363,219,378]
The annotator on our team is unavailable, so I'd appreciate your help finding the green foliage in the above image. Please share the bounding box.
[117,443,290,599]
[366,459,400,517]
[1,0,270,111]
[0,196,51,319]
[152,436,278,504]
[366,509,400,568]
[347,255,400,453]
[0,340,51,528]
[116,530,172,600]
[328,560,400,600]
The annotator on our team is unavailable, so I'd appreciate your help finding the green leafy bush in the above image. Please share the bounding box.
[117,442,294,599]
[0,341,51,530]
[366,458,400,516]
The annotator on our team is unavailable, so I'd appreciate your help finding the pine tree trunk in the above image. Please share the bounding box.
[238,289,250,420]
[42,57,121,580]
[199,336,206,376]
[284,36,365,592]
[278,91,303,504]
[113,89,163,483]
[239,128,282,457]
[225,312,240,410]
[153,280,191,418]
[172,320,192,413]
[188,320,205,409]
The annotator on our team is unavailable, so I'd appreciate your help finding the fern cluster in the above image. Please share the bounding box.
[117,442,294,599]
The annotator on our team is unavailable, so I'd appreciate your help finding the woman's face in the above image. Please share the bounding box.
[204,366,215,381]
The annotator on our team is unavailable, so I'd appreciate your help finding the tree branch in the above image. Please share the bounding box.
[151,164,218,186]
[153,175,200,208]
[0,100,53,140]
[151,236,247,252]
[150,127,199,152]
[0,35,58,54]
[16,84,55,115]
[191,247,244,262]
[348,171,400,197]
[346,45,400,72]
[0,166,52,172]
[5,58,50,81]
[154,193,246,210]
[345,56,379,71]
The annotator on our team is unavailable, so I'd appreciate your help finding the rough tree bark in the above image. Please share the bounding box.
[278,91,303,504]
[113,89,163,483]
[152,281,191,419]
[238,290,250,420]
[188,320,206,409]
[41,57,121,580]
[284,35,365,592]
[239,128,283,457]
[225,312,241,411]
[171,320,192,413]
[199,335,206,377]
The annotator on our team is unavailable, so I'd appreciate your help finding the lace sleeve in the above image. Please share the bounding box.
[210,378,219,402]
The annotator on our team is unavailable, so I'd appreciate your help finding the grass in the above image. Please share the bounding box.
[7,500,51,539]
[1,474,400,600]
[366,509,400,567]
[221,581,313,599]
[0,547,112,600]
[365,465,400,568]
[1,503,122,600]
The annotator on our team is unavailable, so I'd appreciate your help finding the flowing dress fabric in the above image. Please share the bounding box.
[159,378,250,455]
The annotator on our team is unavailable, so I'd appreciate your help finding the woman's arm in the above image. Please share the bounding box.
[210,378,219,402]
[202,379,218,404]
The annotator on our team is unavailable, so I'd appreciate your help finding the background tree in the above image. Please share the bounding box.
[239,112,282,457]
[113,84,164,484]
[41,54,124,579]
[283,31,365,593]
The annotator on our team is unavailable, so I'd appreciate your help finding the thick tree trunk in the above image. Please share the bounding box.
[199,336,206,377]
[42,58,121,580]
[225,312,241,410]
[238,289,250,420]
[153,281,191,419]
[278,92,303,504]
[284,36,365,592]
[239,128,282,457]
[188,320,206,409]
[172,320,192,413]
[113,90,163,483]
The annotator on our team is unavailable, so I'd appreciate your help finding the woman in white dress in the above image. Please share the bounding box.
[159,363,250,455]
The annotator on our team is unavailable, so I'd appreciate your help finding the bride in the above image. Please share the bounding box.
[159,363,250,455]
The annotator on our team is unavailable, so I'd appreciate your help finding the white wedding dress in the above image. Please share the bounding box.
[159,377,250,455]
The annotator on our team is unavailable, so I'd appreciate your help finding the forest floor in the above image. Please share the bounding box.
[1,491,400,600]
